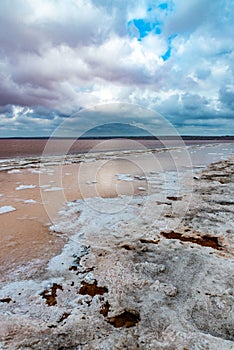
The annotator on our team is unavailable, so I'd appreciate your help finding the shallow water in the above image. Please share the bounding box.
[0,137,233,159]
[0,144,234,349]
[0,142,233,283]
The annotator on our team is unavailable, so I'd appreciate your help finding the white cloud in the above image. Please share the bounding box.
[0,0,233,136]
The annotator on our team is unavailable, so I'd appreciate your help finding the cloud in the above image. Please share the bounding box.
[0,0,233,136]
[219,87,234,110]
[165,0,212,34]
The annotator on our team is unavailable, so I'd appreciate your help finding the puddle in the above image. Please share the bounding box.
[0,297,12,303]
[79,281,108,297]
[107,310,140,328]
[40,283,63,306]
[161,231,222,250]
[167,196,182,201]
[58,312,70,323]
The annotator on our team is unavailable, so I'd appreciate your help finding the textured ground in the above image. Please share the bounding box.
[0,156,233,349]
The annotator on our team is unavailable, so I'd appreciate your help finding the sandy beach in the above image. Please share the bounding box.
[0,142,234,349]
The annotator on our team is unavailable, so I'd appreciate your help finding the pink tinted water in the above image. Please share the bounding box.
[0,138,232,158]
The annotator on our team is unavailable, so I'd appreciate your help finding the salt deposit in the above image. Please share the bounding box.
[0,156,233,349]
[0,206,16,214]
[116,173,135,181]
[1,144,234,349]
[8,169,21,174]
[23,199,37,204]
[43,187,63,192]
[16,184,36,190]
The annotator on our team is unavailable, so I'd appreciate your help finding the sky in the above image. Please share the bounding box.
[0,0,234,137]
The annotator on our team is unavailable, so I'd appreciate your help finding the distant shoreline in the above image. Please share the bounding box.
[1,135,234,140]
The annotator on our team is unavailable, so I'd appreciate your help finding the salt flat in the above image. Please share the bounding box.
[0,145,233,349]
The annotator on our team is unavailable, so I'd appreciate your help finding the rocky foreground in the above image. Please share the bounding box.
[0,157,234,349]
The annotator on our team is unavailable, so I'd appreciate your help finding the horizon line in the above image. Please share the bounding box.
[0,135,234,140]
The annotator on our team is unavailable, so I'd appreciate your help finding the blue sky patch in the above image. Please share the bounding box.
[161,34,177,61]
[128,17,163,40]
[158,3,168,10]
[132,19,152,39]
[161,47,171,61]
[155,27,161,34]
